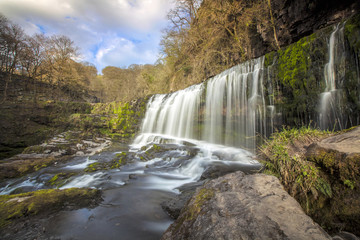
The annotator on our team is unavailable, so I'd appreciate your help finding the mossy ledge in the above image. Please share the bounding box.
[0,188,102,228]
[259,126,360,235]
[0,156,59,180]
[70,97,149,143]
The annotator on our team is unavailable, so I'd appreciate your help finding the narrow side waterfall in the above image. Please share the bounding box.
[134,57,271,152]
[319,24,346,130]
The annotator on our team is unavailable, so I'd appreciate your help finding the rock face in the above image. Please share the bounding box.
[162,172,331,240]
[251,0,360,58]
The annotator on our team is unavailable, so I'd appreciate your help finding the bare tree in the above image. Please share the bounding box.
[0,14,26,102]
[19,34,48,79]
[43,35,79,85]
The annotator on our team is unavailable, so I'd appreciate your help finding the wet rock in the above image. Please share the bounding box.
[128,174,137,179]
[161,181,204,219]
[0,188,102,240]
[162,172,331,240]
[200,164,236,180]
[332,232,360,240]
[200,162,260,180]
[0,188,102,225]
[0,156,58,180]
[0,131,112,179]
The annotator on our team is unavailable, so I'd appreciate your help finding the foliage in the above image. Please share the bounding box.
[260,126,332,211]
[159,0,275,91]
[262,126,360,234]
[0,14,98,102]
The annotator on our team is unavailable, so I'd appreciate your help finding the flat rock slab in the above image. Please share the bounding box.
[313,127,360,154]
[162,171,331,240]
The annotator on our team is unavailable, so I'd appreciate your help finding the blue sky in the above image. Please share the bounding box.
[0,0,173,73]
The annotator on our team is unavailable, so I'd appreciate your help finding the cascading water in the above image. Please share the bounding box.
[134,56,271,152]
[319,24,346,130]
[135,84,203,145]
[203,57,268,150]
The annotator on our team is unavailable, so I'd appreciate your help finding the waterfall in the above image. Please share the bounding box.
[135,23,353,150]
[203,57,267,150]
[134,56,271,152]
[318,24,346,130]
[138,84,203,140]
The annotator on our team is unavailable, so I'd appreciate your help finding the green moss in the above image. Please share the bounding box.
[343,179,355,190]
[110,152,128,169]
[271,29,327,126]
[261,126,360,234]
[48,172,76,187]
[309,150,337,173]
[345,13,360,57]
[278,35,314,89]
[84,162,101,172]
[22,145,46,154]
[260,127,332,208]
[0,156,57,180]
[0,188,101,227]
[75,98,148,143]
[152,144,161,152]
[264,51,276,68]
[34,163,48,171]
[309,150,360,188]
[175,188,214,231]
[189,188,214,218]
[49,174,59,184]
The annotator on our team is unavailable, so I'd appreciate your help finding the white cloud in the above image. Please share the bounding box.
[0,0,173,72]
[94,36,159,71]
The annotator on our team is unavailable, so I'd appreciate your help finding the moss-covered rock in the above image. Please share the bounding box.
[110,152,128,169]
[260,126,360,235]
[84,152,135,172]
[0,156,58,180]
[263,28,329,127]
[0,188,102,228]
[70,97,149,143]
[47,172,77,188]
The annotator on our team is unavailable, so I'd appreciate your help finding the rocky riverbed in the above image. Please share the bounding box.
[0,128,359,240]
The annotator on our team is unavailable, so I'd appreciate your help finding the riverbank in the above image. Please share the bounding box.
[161,126,360,239]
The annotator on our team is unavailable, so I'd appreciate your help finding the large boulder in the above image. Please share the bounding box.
[162,171,331,240]
[305,126,360,235]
